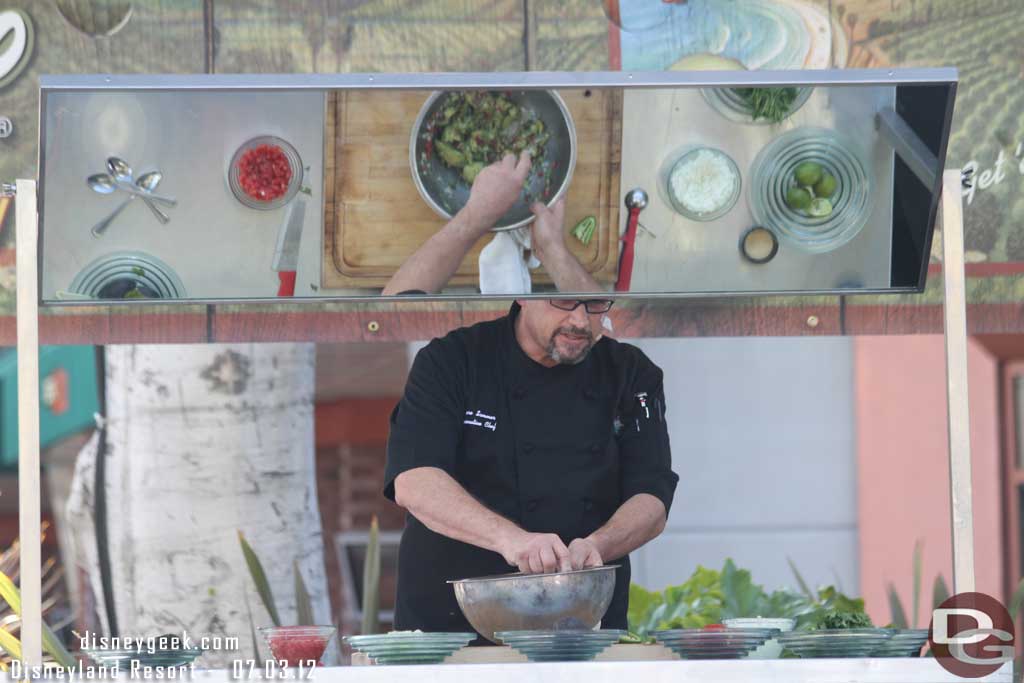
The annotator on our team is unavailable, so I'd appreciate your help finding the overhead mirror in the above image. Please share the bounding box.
[36,70,956,305]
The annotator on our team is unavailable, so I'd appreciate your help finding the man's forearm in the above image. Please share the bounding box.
[393,466,523,556]
[382,209,486,295]
[586,494,667,561]
[542,247,605,294]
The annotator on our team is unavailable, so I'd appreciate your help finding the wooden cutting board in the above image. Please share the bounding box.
[322,89,622,289]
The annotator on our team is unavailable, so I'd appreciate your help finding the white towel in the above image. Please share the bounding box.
[478,227,540,295]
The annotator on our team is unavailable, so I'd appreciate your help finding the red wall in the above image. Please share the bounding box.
[854,336,1003,627]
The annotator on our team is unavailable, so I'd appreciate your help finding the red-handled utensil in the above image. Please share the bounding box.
[272,199,305,297]
[615,188,648,292]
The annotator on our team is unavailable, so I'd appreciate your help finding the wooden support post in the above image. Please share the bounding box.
[15,179,42,666]
[941,169,976,594]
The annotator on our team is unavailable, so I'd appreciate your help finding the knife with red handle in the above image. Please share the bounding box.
[615,189,648,293]
[272,199,305,297]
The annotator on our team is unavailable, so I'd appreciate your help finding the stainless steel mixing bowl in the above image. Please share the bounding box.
[449,565,617,643]
[409,89,577,232]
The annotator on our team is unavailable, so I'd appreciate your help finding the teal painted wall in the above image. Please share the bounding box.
[0,346,99,468]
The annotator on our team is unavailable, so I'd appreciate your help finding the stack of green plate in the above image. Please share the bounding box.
[344,632,475,665]
[778,629,894,658]
[81,646,203,668]
[653,628,779,659]
[873,629,930,657]
[495,630,625,662]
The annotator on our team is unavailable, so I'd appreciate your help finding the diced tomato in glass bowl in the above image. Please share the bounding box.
[237,144,293,202]
[259,625,336,666]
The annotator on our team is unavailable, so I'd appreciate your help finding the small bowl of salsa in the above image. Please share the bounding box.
[228,136,303,210]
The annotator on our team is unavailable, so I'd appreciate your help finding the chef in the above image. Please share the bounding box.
[383,153,678,637]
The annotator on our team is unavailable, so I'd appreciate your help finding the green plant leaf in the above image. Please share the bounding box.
[1010,577,1024,619]
[244,593,264,667]
[294,561,314,626]
[627,583,663,636]
[0,571,75,668]
[912,539,923,629]
[787,558,815,601]
[0,626,22,661]
[720,559,767,619]
[932,574,950,610]
[887,582,909,629]
[361,516,381,635]
[238,531,281,627]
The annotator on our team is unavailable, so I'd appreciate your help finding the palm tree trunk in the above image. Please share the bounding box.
[65,343,332,666]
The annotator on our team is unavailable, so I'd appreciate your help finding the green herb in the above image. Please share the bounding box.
[131,266,145,276]
[628,558,869,637]
[814,607,873,630]
[733,87,799,124]
[571,215,597,246]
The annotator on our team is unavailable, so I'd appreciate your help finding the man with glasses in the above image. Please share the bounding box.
[383,160,679,636]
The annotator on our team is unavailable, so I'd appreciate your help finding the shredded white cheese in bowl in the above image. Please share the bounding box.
[667,147,741,221]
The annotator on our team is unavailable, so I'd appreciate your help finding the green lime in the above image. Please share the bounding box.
[813,172,837,198]
[808,197,833,217]
[794,161,823,187]
[785,186,812,210]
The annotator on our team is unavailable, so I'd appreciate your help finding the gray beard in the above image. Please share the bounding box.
[547,329,593,365]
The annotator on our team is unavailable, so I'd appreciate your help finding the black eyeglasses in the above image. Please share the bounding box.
[549,299,614,314]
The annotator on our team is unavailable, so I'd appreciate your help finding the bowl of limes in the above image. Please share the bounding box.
[748,127,873,254]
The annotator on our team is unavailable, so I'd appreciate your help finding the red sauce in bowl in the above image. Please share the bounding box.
[237,144,292,202]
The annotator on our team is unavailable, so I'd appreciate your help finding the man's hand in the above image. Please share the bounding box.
[463,152,531,231]
[501,530,572,574]
[568,538,603,570]
[529,198,568,265]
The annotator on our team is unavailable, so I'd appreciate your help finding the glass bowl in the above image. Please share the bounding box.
[660,146,741,222]
[228,135,304,211]
[259,625,336,666]
[702,86,814,126]
[747,127,873,254]
[344,632,476,665]
[81,642,203,668]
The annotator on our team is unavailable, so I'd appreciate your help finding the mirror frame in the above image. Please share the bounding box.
[37,67,958,307]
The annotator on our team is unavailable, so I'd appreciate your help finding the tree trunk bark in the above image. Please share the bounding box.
[65,343,331,666]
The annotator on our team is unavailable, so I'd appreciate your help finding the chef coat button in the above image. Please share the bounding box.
[527,500,539,512]
[513,388,526,400]
[590,443,601,454]
[523,443,534,454]
[583,499,594,512]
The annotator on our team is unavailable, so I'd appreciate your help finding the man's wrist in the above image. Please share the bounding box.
[584,530,608,559]
[494,522,527,560]
[457,203,497,237]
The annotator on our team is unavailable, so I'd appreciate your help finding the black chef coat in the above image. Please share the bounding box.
[383,302,678,639]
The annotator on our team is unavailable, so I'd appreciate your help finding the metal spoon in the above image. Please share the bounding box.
[88,171,177,206]
[134,171,170,224]
[90,172,169,237]
[108,158,180,208]
[91,196,133,237]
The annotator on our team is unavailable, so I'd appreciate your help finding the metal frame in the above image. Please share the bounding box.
[38,68,958,91]
[876,110,940,190]
[35,67,958,307]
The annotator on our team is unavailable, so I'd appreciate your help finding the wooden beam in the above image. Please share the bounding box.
[942,169,976,594]
[16,179,41,666]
